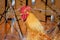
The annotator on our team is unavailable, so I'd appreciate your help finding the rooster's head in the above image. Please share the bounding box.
[20,6,31,21]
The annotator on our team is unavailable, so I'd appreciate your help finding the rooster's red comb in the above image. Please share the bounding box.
[20,6,31,13]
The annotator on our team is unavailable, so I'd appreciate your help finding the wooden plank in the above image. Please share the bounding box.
[0,0,5,14]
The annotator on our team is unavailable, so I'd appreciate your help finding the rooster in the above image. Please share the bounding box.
[20,6,51,40]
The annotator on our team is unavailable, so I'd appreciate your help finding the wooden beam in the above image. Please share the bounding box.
[26,0,28,6]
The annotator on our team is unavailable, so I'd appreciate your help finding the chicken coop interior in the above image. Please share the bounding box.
[0,0,60,40]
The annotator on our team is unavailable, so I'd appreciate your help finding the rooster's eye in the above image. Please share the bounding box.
[24,10,29,14]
